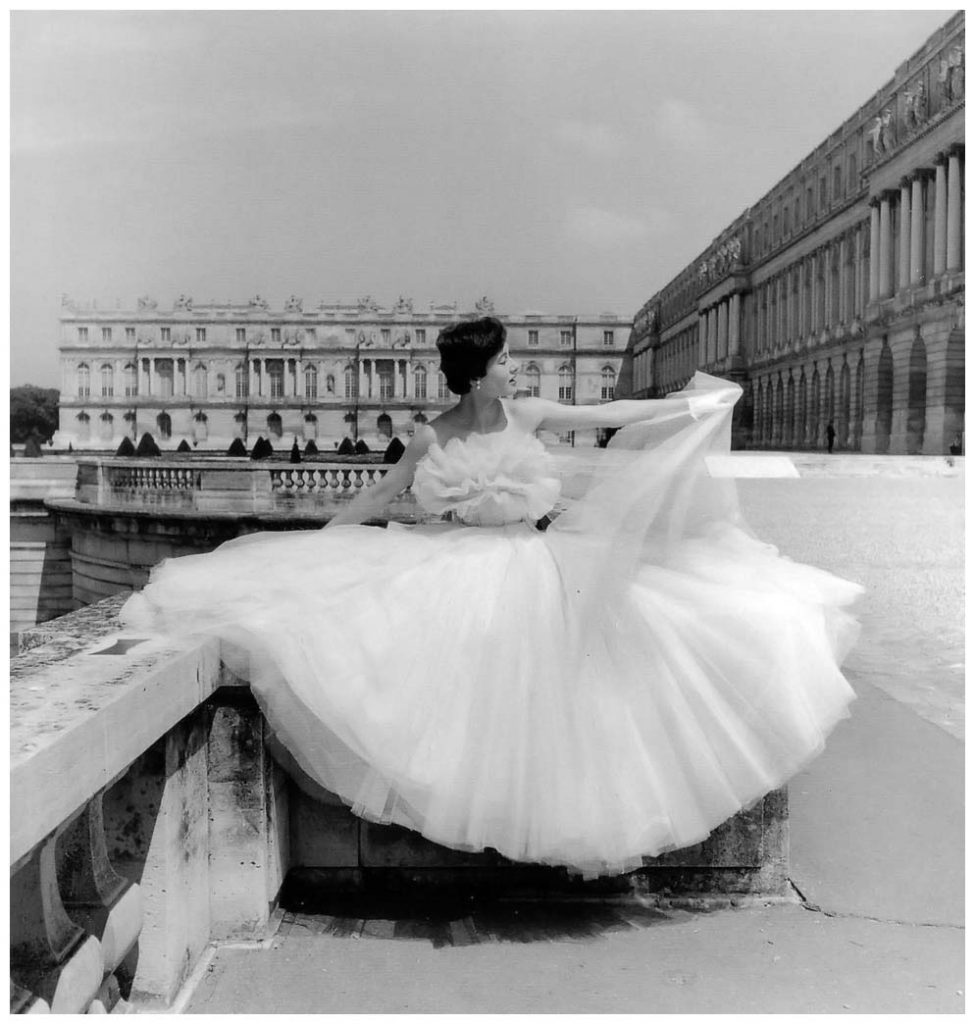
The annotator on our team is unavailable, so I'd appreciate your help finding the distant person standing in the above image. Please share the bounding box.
[826,422,836,454]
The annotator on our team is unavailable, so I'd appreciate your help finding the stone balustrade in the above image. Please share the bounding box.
[10,597,288,1012]
[73,456,394,515]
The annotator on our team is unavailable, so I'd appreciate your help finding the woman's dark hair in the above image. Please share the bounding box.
[436,316,506,395]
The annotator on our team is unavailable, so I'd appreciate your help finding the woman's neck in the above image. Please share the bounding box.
[454,392,505,431]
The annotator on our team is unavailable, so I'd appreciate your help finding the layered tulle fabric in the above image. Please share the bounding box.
[120,375,861,877]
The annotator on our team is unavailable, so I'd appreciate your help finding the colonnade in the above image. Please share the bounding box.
[654,325,700,392]
[751,353,862,451]
[754,227,869,356]
[868,145,964,301]
[697,293,741,367]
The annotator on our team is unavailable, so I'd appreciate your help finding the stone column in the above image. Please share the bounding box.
[250,359,260,399]
[868,200,881,301]
[824,247,834,329]
[910,172,926,285]
[704,308,713,365]
[728,293,741,356]
[717,302,728,361]
[946,145,963,272]
[898,177,912,291]
[854,225,864,315]
[809,259,819,338]
[878,192,893,298]
[933,152,948,276]
[359,359,368,400]
[838,235,849,323]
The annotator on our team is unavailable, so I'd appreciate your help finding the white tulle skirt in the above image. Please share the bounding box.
[121,510,860,878]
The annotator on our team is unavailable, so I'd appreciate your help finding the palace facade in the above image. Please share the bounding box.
[624,12,965,454]
[54,296,629,451]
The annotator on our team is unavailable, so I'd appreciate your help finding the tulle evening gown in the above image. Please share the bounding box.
[120,373,861,878]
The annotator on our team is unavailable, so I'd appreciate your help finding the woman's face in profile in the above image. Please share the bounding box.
[480,345,519,398]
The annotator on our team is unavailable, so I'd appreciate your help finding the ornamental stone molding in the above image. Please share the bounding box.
[248,294,269,311]
[697,236,742,284]
[357,295,379,313]
[394,295,414,314]
[136,295,158,312]
[474,296,495,314]
[284,295,303,314]
[173,294,193,312]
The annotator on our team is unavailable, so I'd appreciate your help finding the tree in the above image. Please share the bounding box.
[383,437,405,463]
[226,437,248,457]
[11,385,59,444]
[135,433,161,457]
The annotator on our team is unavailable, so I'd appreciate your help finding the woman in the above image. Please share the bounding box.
[122,316,860,878]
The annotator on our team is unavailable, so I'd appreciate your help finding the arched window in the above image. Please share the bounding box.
[413,364,427,400]
[235,364,249,399]
[76,411,90,442]
[157,360,174,398]
[191,362,207,399]
[191,411,207,443]
[77,364,90,398]
[267,412,283,439]
[156,412,172,440]
[558,365,573,403]
[344,364,358,399]
[100,363,114,397]
[123,363,137,397]
[304,364,318,399]
[600,365,616,401]
[437,371,449,399]
[99,411,113,442]
[268,360,284,399]
[525,364,541,397]
[377,413,392,439]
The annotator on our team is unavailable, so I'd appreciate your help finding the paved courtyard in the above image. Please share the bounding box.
[186,456,964,1014]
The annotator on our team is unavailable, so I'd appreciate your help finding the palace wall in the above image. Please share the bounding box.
[626,12,965,455]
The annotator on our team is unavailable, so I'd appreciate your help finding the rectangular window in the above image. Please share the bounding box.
[236,328,246,343]
[603,330,614,346]
[125,327,135,343]
[381,328,391,345]
[415,328,426,345]
[102,327,112,343]
[196,327,206,343]
[560,330,572,347]
[271,328,281,344]
[379,371,394,401]
[833,165,842,199]
[78,327,88,343]
[820,176,827,207]
[528,330,539,346]
[806,187,814,221]
[161,327,171,343]
[268,361,284,398]
[558,383,574,401]
[438,373,449,399]
[601,384,614,401]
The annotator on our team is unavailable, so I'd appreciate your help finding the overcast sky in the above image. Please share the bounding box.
[10,9,954,388]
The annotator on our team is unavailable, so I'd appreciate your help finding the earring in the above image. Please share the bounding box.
[473,379,481,391]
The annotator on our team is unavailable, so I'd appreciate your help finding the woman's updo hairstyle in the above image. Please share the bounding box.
[436,316,506,396]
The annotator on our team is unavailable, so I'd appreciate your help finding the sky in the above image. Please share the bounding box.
[10,8,956,388]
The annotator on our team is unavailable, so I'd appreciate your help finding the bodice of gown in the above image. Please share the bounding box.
[411,427,561,527]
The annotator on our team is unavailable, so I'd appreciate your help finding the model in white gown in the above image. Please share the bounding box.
[121,364,860,878]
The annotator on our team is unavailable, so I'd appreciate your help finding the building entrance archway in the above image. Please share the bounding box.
[875,341,894,454]
[906,333,927,454]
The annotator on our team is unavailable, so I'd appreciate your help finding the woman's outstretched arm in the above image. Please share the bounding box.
[512,388,735,434]
[323,425,435,528]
